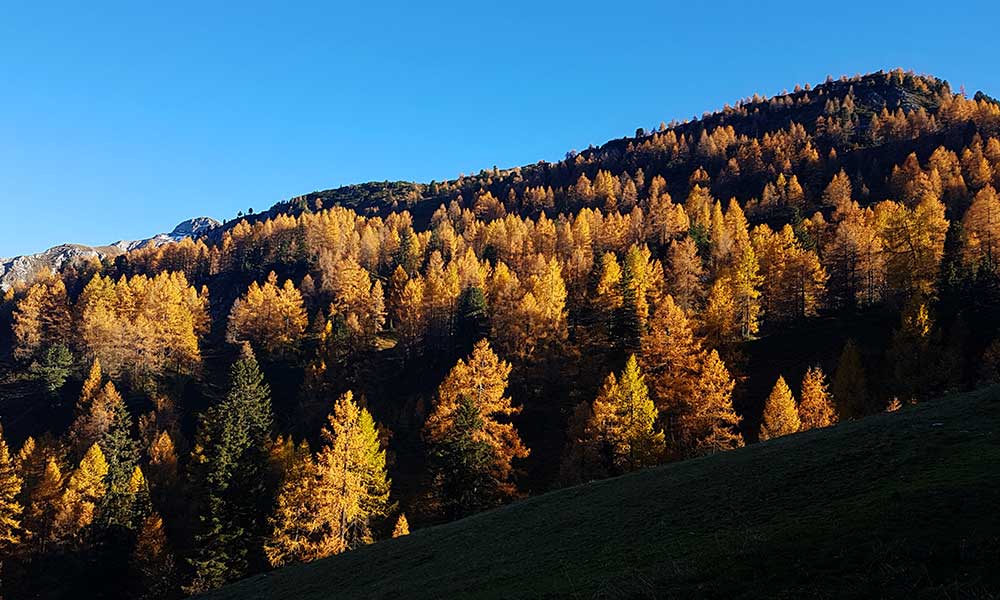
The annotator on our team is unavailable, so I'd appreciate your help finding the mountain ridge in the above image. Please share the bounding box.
[0,217,220,290]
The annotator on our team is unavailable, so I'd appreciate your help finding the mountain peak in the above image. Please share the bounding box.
[170,216,221,238]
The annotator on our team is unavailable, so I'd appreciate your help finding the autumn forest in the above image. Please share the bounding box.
[2,70,1000,598]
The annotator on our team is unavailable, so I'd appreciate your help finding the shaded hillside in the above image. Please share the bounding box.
[203,387,1000,600]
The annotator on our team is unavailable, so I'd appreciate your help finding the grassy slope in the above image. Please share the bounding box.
[204,388,1000,599]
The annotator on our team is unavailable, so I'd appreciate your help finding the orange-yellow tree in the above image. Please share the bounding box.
[227,272,308,356]
[424,340,528,518]
[265,391,391,567]
[759,376,800,441]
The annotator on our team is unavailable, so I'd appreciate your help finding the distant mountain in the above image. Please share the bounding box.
[0,217,220,290]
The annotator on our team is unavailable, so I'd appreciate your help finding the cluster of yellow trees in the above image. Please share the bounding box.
[13,272,209,388]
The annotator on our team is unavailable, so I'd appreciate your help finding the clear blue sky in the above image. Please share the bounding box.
[2,1,998,257]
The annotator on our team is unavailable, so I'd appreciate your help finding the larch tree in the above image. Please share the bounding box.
[424,340,528,518]
[227,272,308,357]
[513,256,568,362]
[24,456,62,552]
[263,450,317,568]
[961,185,1000,266]
[312,391,390,553]
[130,512,179,600]
[0,426,24,581]
[396,275,427,357]
[585,356,664,473]
[729,241,764,339]
[392,513,409,538]
[639,295,701,436]
[590,252,624,349]
[665,237,704,311]
[759,376,800,441]
[146,430,179,503]
[822,169,853,213]
[12,274,71,362]
[880,194,949,299]
[322,257,386,348]
[798,366,837,430]
[684,349,743,455]
[77,272,207,386]
[67,373,120,463]
[703,240,762,343]
[53,443,108,547]
[265,391,391,567]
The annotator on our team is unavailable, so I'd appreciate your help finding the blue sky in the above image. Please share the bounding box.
[1,1,998,257]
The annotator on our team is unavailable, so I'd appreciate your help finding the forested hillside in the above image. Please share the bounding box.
[2,68,1000,598]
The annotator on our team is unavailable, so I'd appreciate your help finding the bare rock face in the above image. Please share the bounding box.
[0,217,221,291]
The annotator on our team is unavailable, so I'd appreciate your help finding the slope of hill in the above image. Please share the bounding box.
[203,387,1000,600]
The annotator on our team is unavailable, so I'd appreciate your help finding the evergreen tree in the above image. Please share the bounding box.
[187,344,273,593]
[97,390,140,530]
[27,344,74,395]
[428,396,497,519]
[833,339,868,418]
[759,376,800,441]
[455,286,489,356]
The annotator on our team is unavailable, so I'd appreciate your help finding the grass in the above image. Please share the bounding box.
[203,387,1000,599]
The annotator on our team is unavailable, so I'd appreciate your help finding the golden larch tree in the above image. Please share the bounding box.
[53,443,108,545]
[392,513,409,538]
[685,349,743,454]
[424,340,529,516]
[266,391,391,567]
[12,274,71,362]
[586,356,665,473]
[759,376,800,441]
[130,512,178,599]
[0,426,24,565]
[227,271,308,355]
[798,366,837,430]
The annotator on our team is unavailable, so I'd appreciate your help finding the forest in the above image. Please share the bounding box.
[1,69,1000,598]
